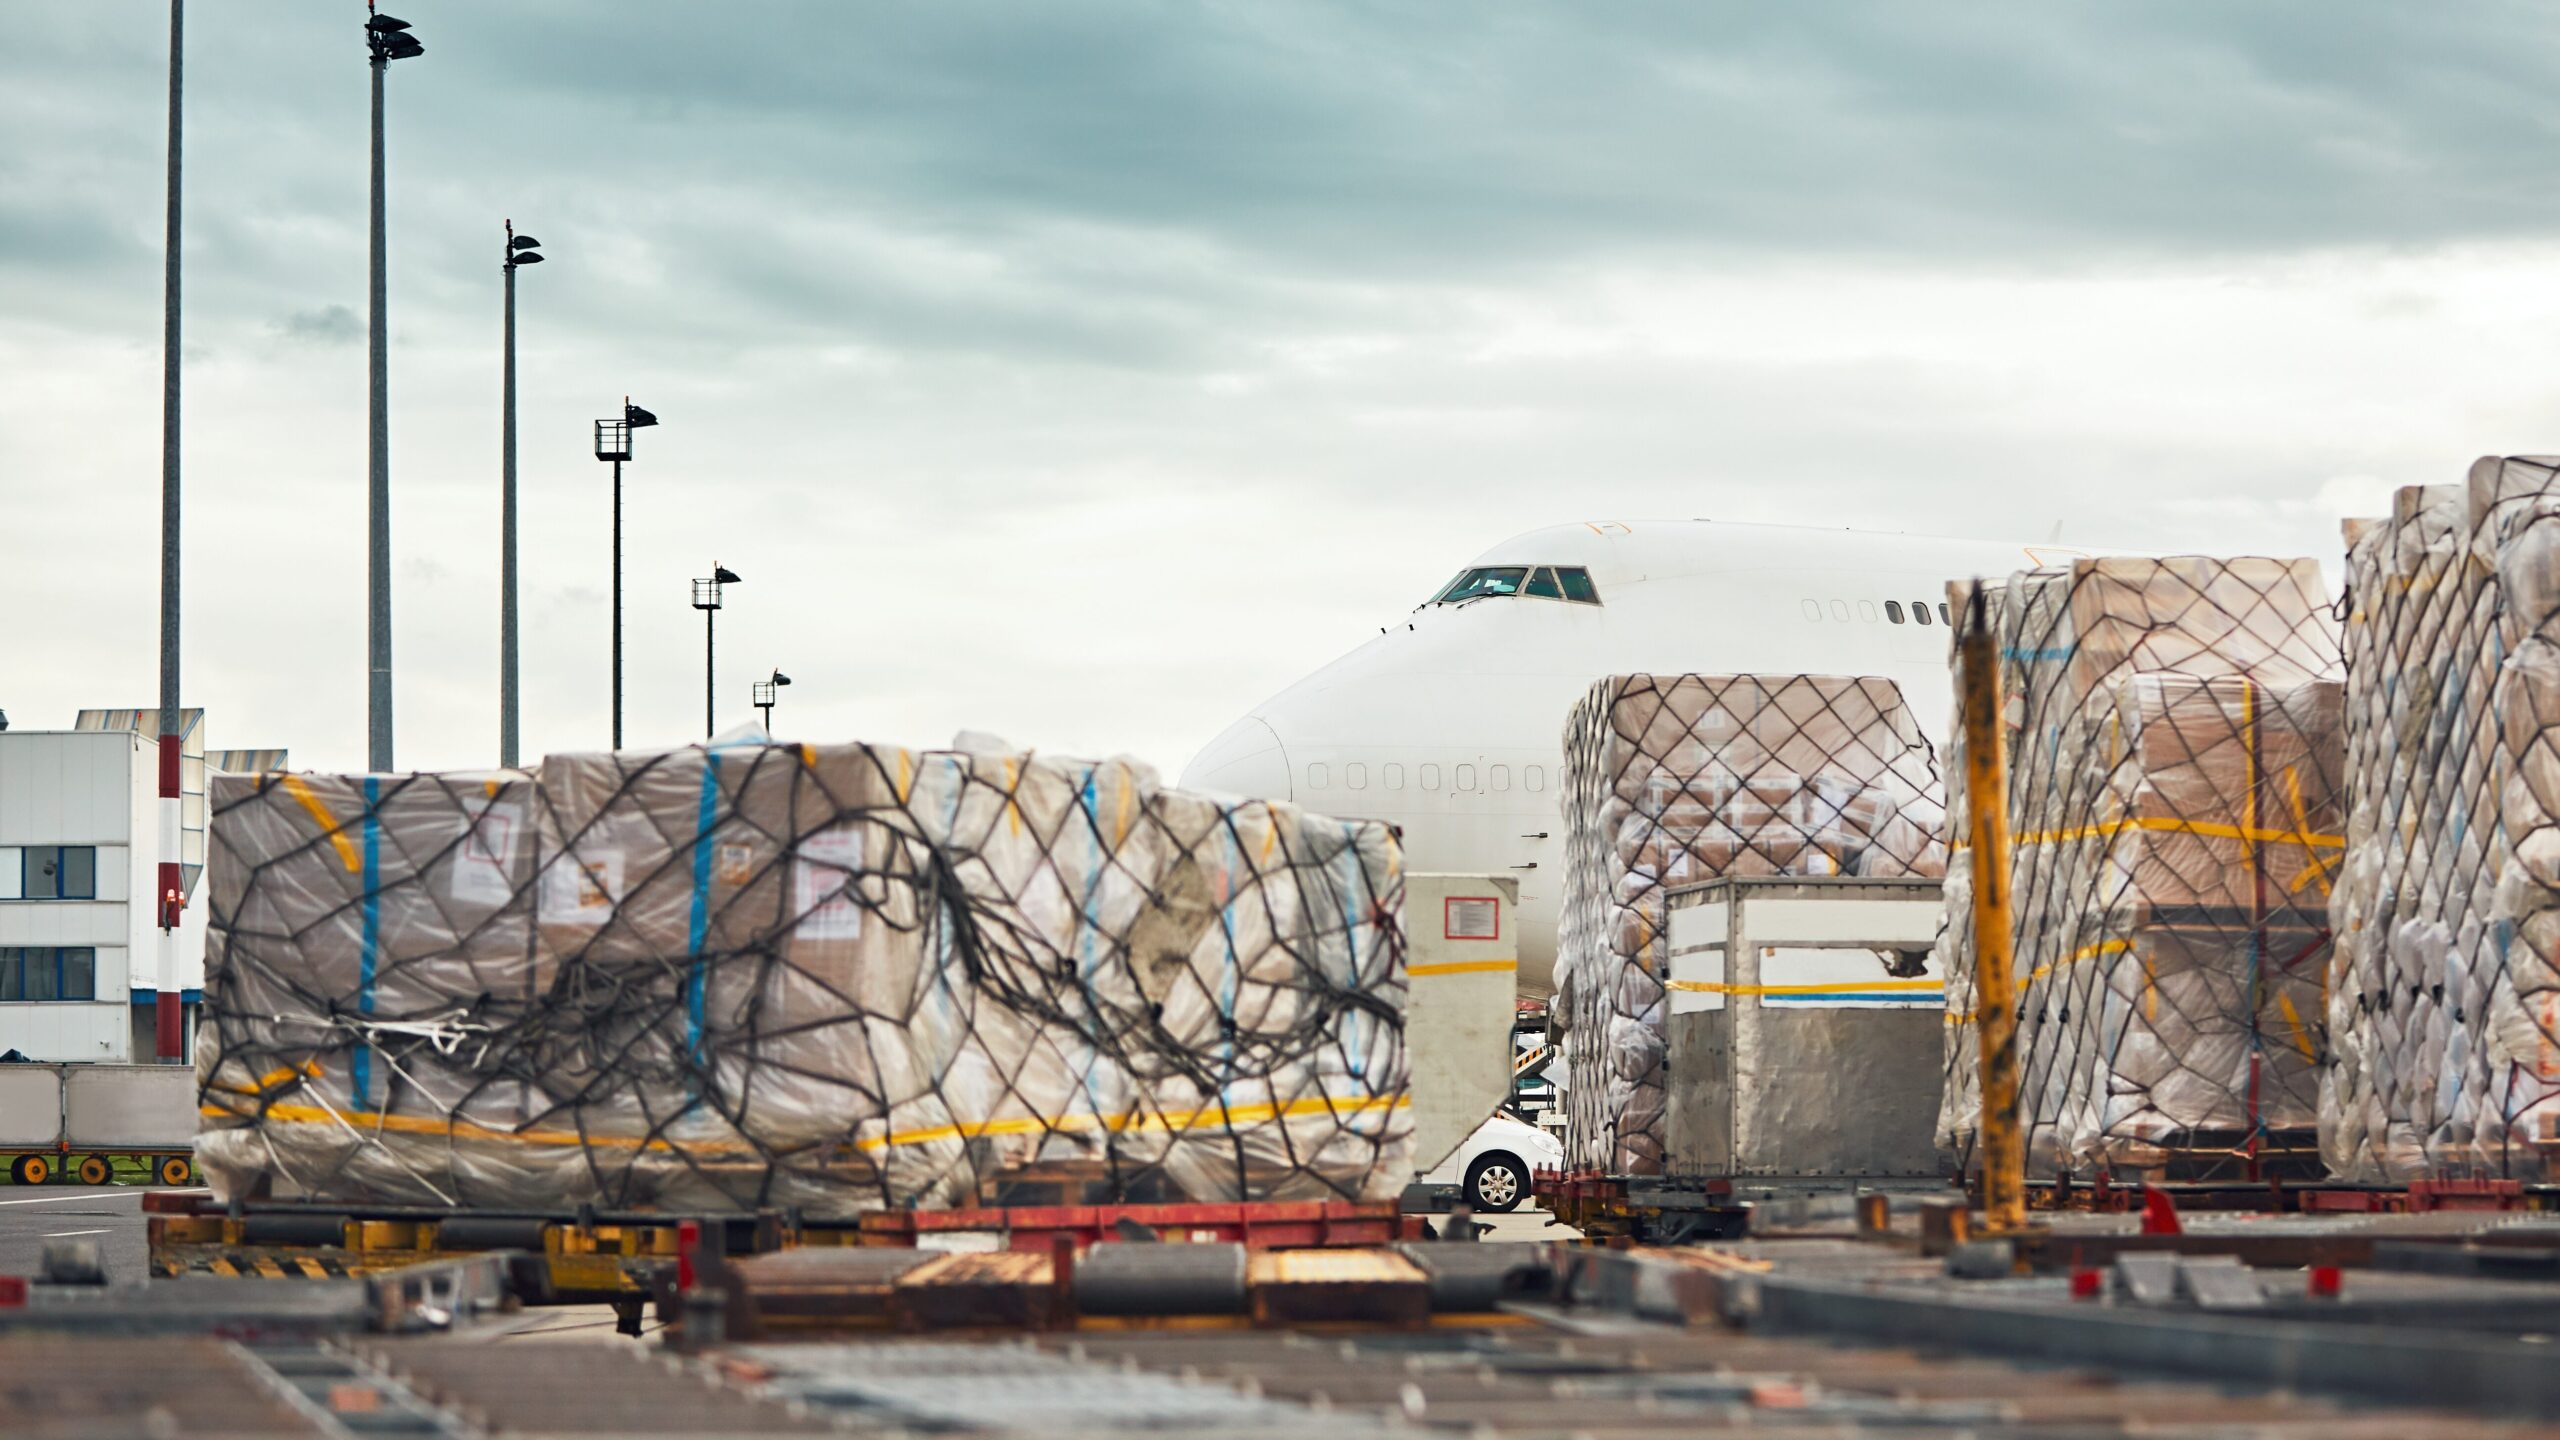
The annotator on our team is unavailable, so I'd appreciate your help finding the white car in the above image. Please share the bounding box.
[1423,1111,1565,1213]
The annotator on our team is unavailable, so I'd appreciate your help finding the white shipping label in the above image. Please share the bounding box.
[538,848,623,926]
[1445,898,1500,941]
[450,801,524,905]
[1757,946,1943,1008]
[793,827,865,940]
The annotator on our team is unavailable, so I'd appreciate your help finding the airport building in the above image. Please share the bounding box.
[0,710,270,1062]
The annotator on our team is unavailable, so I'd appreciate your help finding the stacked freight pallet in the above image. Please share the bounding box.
[2329,456,2560,1180]
[1935,557,2345,1177]
[1555,674,1946,1173]
[195,737,1409,1215]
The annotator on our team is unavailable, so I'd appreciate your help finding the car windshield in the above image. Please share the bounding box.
[1435,567,1530,603]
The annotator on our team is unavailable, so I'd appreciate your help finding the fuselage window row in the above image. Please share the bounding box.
[1802,597,1953,626]
[1309,762,1544,795]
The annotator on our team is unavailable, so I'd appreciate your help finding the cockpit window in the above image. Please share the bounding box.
[1429,564,1603,606]
[1435,567,1529,603]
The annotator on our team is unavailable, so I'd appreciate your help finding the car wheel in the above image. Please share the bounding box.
[158,1155,193,1187]
[10,1154,49,1186]
[1464,1151,1526,1213]
[77,1155,111,1186]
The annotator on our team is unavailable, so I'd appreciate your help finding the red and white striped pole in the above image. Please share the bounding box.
[155,0,186,1063]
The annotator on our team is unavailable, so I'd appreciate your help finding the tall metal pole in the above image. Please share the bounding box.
[611,457,624,750]
[154,0,185,1063]
[366,39,394,772]
[500,222,519,768]
[1960,582,2025,1236]
[703,608,715,740]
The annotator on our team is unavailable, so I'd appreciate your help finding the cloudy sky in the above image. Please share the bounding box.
[5,2,2556,775]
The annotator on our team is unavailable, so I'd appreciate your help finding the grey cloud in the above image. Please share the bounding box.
[276,304,359,346]
[12,2,2560,381]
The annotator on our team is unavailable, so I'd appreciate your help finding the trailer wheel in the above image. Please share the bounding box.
[1464,1151,1528,1212]
[157,1156,192,1187]
[10,1155,48,1186]
[77,1156,111,1186]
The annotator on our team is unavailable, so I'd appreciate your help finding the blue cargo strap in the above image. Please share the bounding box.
[354,776,381,1106]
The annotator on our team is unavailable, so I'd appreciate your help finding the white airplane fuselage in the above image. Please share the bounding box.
[1179,520,2084,993]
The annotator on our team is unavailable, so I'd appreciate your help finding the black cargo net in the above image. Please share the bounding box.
[1935,557,2343,1182]
[1556,674,1947,1174]
[196,740,1407,1215]
[2329,457,2560,1181]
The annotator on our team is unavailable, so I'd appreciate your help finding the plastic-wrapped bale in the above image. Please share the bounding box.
[2323,463,2560,1181]
[2332,457,2560,1179]
[1936,557,2344,1178]
[2491,457,2560,1168]
[196,738,1409,1215]
[1557,674,1946,1174]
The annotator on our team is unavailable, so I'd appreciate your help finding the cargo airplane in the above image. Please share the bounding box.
[1179,520,2088,994]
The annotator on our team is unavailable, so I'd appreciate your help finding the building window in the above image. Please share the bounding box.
[1384,763,1406,790]
[1307,762,1330,791]
[20,846,97,901]
[1420,764,1442,791]
[1491,765,1512,792]
[1455,764,1477,791]
[1885,600,1905,624]
[1525,765,1545,792]
[1346,762,1367,790]
[1912,600,1933,627]
[0,948,96,1002]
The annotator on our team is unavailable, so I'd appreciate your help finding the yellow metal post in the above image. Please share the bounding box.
[1960,583,2027,1235]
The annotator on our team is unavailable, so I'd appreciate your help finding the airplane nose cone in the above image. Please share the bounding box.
[1179,715,1292,801]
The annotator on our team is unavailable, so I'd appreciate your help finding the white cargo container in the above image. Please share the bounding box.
[1660,876,1949,1180]
[0,1063,197,1187]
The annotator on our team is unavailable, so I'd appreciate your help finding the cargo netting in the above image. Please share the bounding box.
[195,738,1410,1215]
[1556,674,1947,1173]
[1934,557,2344,1179]
[2329,456,2560,1180]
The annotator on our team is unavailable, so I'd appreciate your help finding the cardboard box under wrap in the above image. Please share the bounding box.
[1935,557,2344,1175]
[196,738,1409,1215]
[1557,674,1947,1174]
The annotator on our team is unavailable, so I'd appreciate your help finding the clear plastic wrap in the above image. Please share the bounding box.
[196,736,1409,1215]
[1556,674,1946,1173]
[1935,558,2344,1177]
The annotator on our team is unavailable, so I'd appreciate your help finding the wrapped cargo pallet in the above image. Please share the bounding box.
[1556,674,1946,1173]
[2330,456,2560,1180]
[195,737,1409,1215]
[1934,557,2344,1177]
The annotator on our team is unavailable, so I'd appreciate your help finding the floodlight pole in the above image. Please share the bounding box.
[154,0,185,1062]
[365,11,395,771]
[691,566,738,740]
[597,399,652,750]
[500,223,520,766]
[752,671,787,734]
[498,220,542,768]
[612,434,624,750]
